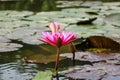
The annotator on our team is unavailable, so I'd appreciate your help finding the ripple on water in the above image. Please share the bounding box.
[0,62,38,80]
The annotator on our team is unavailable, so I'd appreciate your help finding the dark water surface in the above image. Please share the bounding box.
[0,42,88,80]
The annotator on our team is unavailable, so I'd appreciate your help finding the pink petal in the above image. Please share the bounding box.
[40,32,57,46]
[62,32,74,43]
[49,22,59,33]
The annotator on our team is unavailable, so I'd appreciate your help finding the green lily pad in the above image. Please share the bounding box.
[103,2,120,7]
[23,54,65,64]
[27,11,62,22]
[81,1,103,7]
[0,36,11,43]
[85,8,100,15]
[56,1,103,8]
[32,70,52,80]
[7,27,35,40]
[76,17,97,24]
[60,51,120,62]
[7,27,46,45]
[56,1,83,8]
[63,63,120,80]
[66,24,107,38]
[6,11,33,18]
[22,44,69,64]
[104,13,120,27]
[0,11,33,22]
[36,11,62,18]
[100,7,120,16]
[21,36,43,45]
[0,43,23,52]
[61,8,91,18]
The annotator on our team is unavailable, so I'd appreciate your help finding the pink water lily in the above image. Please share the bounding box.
[40,32,77,47]
[39,22,78,73]
[39,31,77,72]
[49,22,65,33]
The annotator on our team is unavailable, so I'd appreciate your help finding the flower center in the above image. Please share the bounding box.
[57,37,62,48]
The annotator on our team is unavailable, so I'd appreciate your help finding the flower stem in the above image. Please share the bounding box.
[69,43,76,66]
[56,73,59,80]
[55,47,60,73]
[73,52,75,66]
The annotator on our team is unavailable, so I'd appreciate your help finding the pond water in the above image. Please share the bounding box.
[0,0,120,80]
[0,41,91,80]
[0,43,70,80]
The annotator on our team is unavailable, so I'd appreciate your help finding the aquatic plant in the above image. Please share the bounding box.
[39,22,77,73]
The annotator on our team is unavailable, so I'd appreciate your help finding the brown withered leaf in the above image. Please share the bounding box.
[75,36,120,50]
[87,36,120,49]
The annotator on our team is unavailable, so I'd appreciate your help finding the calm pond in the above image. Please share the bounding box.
[0,0,120,80]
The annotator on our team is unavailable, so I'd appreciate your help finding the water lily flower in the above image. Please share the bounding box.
[49,22,77,66]
[40,32,77,47]
[39,31,77,72]
[49,22,65,33]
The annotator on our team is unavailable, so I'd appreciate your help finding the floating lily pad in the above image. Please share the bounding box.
[56,1,103,8]
[56,1,83,8]
[104,13,120,27]
[22,44,70,64]
[36,11,62,18]
[66,25,107,38]
[22,52,65,64]
[6,11,33,18]
[102,76,120,80]
[81,1,103,7]
[7,27,35,40]
[100,7,120,16]
[106,59,120,65]
[7,27,46,45]
[32,70,52,80]
[0,43,23,52]
[103,2,120,7]
[21,36,43,45]
[0,36,11,43]
[104,28,120,39]
[76,17,97,24]
[64,63,120,80]
[60,51,120,62]
[0,11,33,22]
[85,8,100,15]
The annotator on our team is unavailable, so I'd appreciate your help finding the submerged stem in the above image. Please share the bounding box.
[73,52,75,66]
[55,47,60,73]
[69,43,76,66]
